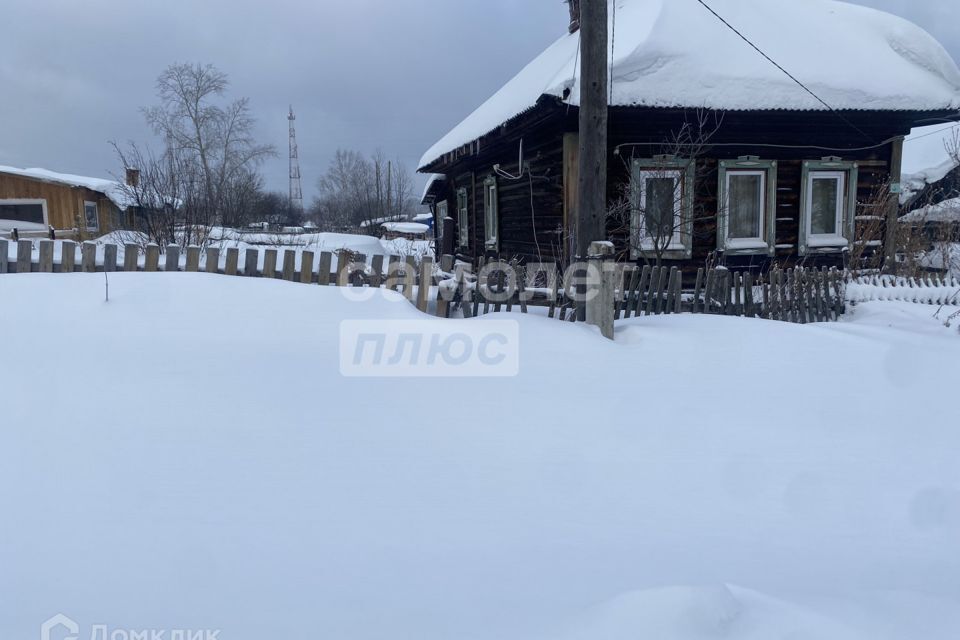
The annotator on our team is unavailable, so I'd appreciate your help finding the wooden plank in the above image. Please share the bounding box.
[38,240,54,273]
[0,239,7,273]
[81,241,97,273]
[517,261,529,314]
[645,267,660,316]
[245,248,259,277]
[733,272,742,316]
[145,244,160,272]
[205,247,220,274]
[417,257,434,312]
[744,272,754,317]
[673,269,682,314]
[224,248,239,276]
[760,272,770,319]
[61,240,76,273]
[665,267,679,315]
[165,245,180,272]
[630,265,650,317]
[318,251,333,286]
[186,246,201,272]
[692,268,704,314]
[261,249,277,279]
[300,250,315,284]
[281,249,295,281]
[506,260,517,313]
[18,239,33,273]
[721,271,731,316]
[404,255,417,301]
[704,269,716,314]
[123,244,139,272]
[103,243,117,273]
[370,254,385,288]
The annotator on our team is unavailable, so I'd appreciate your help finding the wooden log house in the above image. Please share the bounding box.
[419,0,960,278]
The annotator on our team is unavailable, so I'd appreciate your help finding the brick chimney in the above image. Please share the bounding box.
[125,168,140,188]
[568,0,581,33]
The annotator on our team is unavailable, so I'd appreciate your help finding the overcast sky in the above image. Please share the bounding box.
[0,0,957,203]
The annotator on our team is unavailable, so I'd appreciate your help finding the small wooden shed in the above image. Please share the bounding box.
[0,165,130,236]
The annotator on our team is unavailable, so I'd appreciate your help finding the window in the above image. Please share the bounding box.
[83,201,99,232]
[717,158,777,255]
[0,199,47,231]
[483,177,498,251]
[630,158,695,259]
[800,159,858,254]
[436,200,448,220]
[456,188,469,248]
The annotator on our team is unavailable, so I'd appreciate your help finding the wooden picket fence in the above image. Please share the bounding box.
[461,264,849,325]
[5,239,955,324]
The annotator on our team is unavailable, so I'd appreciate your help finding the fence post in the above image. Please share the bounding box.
[124,244,139,272]
[225,248,240,276]
[145,244,160,272]
[299,250,315,284]
[39,239,54,273]
[318,251,333,285]
[165,245,180,272]
[17,239,32,273]
[81,241,97,273]
[245,248,259,277]
[585,241,615,340]
[282,250,295,281]
[370,254,385,288]
[186,246,201,272]
[61,240,76,273]
[103,243,118,272]
[205,247,220,274]
[417,256,434,312]
[0,238,7,274]
[263,249,278,279]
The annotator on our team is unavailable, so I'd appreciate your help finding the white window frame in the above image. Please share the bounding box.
[799,159,858,255]
[724,170,767,246]
[0,198,48,230]
[633,169,684,251]
[83,200,100,232]
[456,188,469,248]
[717,157,778,256]
[804,171,845,247]
[483,176,499,251]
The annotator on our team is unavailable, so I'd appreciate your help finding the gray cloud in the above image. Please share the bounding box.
[0,0,956,202]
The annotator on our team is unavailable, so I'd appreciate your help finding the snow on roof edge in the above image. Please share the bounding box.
[0,165,132,211]
[418,0,960,172]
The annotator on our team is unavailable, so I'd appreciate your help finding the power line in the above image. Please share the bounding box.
[693,0,875,142]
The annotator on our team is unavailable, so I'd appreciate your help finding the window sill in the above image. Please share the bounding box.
[723,239,771,255]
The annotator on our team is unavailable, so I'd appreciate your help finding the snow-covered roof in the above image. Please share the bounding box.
[0,165,132,211]
[420,173,445,204]
[382,221,430,235]
[419,0,960,170]
[900,196,960,223]
[900,123,960,202]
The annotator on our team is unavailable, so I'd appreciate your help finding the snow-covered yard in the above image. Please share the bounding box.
[1,273,959,639]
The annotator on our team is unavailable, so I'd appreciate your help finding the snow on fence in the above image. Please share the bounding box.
[846,274,960,306]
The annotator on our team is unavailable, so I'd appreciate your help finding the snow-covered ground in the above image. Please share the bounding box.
[1,273,959,639]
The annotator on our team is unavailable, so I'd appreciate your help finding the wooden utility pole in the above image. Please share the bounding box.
[575,0,609,320]
[576,0,608,260]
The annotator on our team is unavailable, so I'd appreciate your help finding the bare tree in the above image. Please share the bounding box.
[608,110,723,268]
[143,63,275,227]
[313,149,421,232]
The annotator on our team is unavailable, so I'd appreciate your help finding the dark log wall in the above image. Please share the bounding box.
[423,103,947,274]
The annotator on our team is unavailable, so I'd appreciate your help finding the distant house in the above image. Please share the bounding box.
[0,165,132,236]
[901,123,960,213]
[418,0,960,275]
